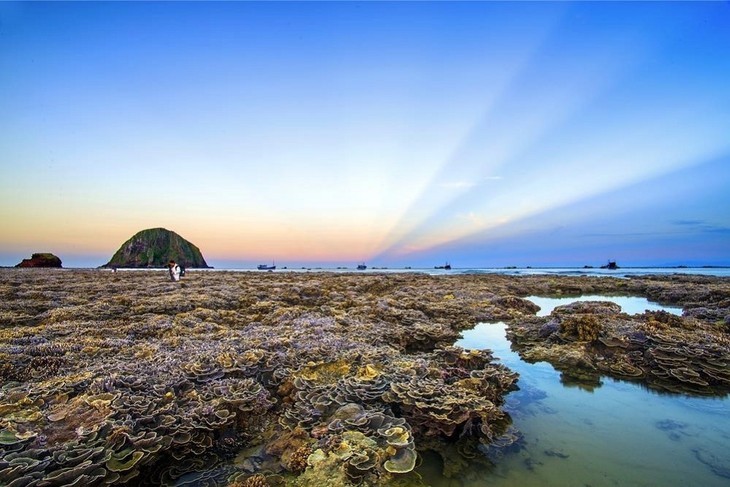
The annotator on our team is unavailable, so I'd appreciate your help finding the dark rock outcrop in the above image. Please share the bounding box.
[103,228,210,268]
[15,253,63,268]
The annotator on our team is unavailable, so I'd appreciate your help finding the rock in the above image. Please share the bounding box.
[552,301,622,316]
[543,448,570,459]
[538,320,560,338]
[103,228,211,268]
[693,447,730,479]
[15,253,62,268]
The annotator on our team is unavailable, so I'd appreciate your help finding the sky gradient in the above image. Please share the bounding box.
[1,1,729,268]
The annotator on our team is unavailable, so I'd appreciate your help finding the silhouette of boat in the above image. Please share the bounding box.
[257,261,276,270]
[357,263,367,270]
[600,260,618,270]
[434,262,452,270]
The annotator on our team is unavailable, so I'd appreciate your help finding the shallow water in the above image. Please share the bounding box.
[421,296,730,486]
[526,294,684,317]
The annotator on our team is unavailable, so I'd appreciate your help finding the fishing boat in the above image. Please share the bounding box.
[257,261,276,270]
[434,262,452,270]
[357,263,367,270]
[600,260,619,270]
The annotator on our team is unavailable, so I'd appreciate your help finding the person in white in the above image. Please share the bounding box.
[168,260,181,281]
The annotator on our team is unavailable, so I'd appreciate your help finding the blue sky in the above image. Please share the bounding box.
[1,1,729,268]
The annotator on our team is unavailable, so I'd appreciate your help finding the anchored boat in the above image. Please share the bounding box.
[257,261,276,270]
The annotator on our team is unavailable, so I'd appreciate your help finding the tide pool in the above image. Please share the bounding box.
[418,297,729,486]
[526,295,683,317]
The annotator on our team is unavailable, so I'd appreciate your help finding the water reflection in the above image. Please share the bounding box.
[558,372,602,392]
[526,295,683,317]
[419,295,730,487]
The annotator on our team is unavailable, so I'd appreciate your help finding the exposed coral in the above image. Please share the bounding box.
[0,269,727,486]
[237,474,270,487]
[508,298,730,394]
[559,314,604,342]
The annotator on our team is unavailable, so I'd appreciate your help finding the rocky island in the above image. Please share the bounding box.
[103,228,210,269]
[15,253,63,268]
[0,270,727,486]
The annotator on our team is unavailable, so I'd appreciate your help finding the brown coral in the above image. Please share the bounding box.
[559,314,604,342]
[231,474,269,487]
[0,268,727,487]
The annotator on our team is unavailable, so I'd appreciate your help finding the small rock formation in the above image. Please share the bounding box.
[15,253,63,268]
[103,228,210,268]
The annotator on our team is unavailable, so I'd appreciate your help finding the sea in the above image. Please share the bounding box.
[117,266,730,278]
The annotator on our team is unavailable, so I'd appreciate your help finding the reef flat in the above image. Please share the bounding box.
[1,270,728,486]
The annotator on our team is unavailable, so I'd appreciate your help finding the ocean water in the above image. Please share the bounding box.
[454,267,730,278]
[187,266,730,278]
[422,297,730,487]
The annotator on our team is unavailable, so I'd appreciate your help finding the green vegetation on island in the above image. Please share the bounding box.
[103,227,210,269]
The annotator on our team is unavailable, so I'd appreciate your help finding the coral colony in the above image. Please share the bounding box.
[0,270,728,486]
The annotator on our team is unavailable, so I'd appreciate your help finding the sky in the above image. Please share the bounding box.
[1,1,729,269]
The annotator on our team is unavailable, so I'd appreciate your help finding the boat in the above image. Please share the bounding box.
[257,261,276,270]
[600,260,619,270]
[434,262,452,270]
[357,263,367,270]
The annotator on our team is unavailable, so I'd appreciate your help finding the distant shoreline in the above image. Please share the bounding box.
[2,265,729,278]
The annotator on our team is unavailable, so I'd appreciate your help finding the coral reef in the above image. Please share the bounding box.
[508,298,730,394]
[0,270,528,486]
[0,269,728,486]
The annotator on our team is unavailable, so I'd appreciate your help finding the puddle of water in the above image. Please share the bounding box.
[419,296,729,487]
[526,295,683,317]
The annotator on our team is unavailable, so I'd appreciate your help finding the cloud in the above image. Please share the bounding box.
[671,220,730,234]
[438,176,502,190]
[456,211,486,227]
[579,231,660,238]
[438,181,477,190]
[672,219,704,226]
[701,225,730,234]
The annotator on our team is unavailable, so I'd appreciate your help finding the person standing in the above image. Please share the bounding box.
[168,260,181,281]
